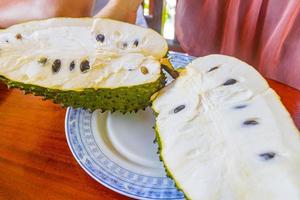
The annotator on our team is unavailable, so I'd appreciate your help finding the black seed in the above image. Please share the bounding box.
[234,105,247,109]
[133,40,139,47]
[223,79,237,86]
[259,152,276,160]
[5,40,9,43]
[243,119,259,126]
[208,66,219,72]
[122,42,128,48]
[174,105,185,113]
[153,138,157,144]
[38,57,48,65]
[69,60,75,71]
[80,60,90,73]
[96,34,105,42]
[16,33,22,40]
[128,69,134,71]
[52,59,61,73]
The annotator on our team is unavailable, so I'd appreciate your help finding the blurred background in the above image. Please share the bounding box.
[142,0,182,52]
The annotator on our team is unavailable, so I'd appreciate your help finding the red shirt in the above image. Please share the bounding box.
[176,0,300,90]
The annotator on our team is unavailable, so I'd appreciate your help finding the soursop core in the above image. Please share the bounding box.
[0,18,167,90]
[152,55,300,200]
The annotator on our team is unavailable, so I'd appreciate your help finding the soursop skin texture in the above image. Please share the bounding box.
[152,55,300,200]
[0,18,168,112]
[0,72,165,113]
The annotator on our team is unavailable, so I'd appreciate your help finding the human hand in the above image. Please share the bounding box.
[0,0,94,28]
[94,0,143,23]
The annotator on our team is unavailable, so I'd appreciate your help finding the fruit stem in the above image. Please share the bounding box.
[160,58,179,79]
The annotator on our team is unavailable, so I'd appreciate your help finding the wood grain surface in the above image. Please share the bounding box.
[0,80,299,200]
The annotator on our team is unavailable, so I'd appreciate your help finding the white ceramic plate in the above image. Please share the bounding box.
[65,52,194,199]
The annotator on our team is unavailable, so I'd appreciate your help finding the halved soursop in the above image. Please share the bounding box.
[0,18,167,112]
[152,55,300,200]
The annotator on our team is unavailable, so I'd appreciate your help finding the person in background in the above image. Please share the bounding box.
[0,0,143,28]
[175,0,300,90]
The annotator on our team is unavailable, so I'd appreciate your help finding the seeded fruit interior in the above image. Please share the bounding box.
[0,18,167,90]
[152,55,300,200]
[0,18,167,112]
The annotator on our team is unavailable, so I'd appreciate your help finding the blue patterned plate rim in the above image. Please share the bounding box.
[65,109,153,199]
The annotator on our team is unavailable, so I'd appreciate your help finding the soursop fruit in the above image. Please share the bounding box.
[0,18,167,112]
[152,55,300,200]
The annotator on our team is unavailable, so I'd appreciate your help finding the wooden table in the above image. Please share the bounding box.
[0,80,299,200]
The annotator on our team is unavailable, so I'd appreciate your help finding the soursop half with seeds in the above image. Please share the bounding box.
[152,55,300,200]
[0,18,167,112]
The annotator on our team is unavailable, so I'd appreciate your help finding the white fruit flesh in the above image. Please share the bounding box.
[152,55,300,200]
[0,18,167,90]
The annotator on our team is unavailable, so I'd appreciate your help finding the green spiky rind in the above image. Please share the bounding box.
[152,109,190,200]
[0,72,166,113]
